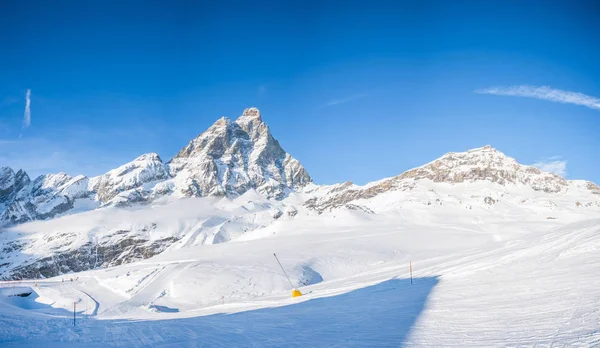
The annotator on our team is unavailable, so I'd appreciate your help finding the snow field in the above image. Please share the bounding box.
[1,212,599,346]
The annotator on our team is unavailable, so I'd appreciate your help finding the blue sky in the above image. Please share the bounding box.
[1,1,599,184]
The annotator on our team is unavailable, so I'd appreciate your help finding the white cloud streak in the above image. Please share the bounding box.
[325,93,367,107]
[23,89,31,130]
[531,157,567,177]
[475,85,600,111]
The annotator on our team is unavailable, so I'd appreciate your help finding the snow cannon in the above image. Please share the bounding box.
[273,253,303,298]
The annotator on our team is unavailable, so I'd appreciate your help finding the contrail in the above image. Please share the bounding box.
[20,89,31,137]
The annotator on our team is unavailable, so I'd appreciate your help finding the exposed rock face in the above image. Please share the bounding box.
[0,168,89,226]
[168,107,312,199]
[587,181,600,194]
[484,196,497,205]
[3,235,178,280]
[0,167,17,200]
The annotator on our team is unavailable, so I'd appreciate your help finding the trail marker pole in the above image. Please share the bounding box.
[73,302,76,326]
[410,261,413,285]
[273,253,294,289]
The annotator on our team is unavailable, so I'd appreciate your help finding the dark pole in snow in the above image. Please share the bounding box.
[273,253,294,289]
[410,261,413,285]
[73,302,76,326]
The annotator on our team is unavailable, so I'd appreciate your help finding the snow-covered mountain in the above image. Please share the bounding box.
[304,145,600,212]
[168,107,311,199]
[0,168,91,225]
[0,107,311,226]
[1,109,599,281]
[88,153,170,206]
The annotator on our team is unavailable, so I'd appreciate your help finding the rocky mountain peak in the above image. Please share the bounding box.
[304,145,583,213]
[0,168,31,203]
[171,117,234,160]
[444,145,512,163]
[398,145,567,192]
[168,107,311,199]
[240,107,261,120]
[234,107,268,142]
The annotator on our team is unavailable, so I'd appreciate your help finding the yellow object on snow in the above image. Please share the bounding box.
[292,289,302,298]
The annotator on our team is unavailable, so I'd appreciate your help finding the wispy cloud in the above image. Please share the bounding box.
[324,93,367,107]
[531,156,567,177]
[475,85,600,111]
[21,89,31,136]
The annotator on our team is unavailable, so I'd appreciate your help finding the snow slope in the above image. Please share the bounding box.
[0,191,302,279]
[3,173,598,281]
[1,211,599,346]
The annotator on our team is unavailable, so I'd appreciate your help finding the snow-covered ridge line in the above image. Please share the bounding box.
[0,107,311,227]
[304,145,599,213]
[2,131,599,226]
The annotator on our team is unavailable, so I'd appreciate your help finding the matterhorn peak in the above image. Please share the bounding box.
[235,107,268,140]
[239,107,261,120]
[167,107,311,199]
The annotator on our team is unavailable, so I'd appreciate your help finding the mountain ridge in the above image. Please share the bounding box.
[0,107,312,226]
[1,109,599,228]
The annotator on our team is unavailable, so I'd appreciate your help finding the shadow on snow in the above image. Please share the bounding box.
[1,276,439,347]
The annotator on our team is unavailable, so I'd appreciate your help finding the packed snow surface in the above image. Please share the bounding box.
[1,203,599,346]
